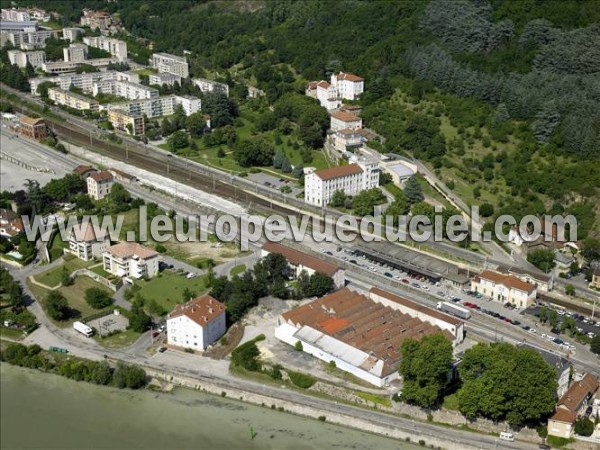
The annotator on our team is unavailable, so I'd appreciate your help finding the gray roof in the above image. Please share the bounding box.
[387,162,415,179]
[554,252,574,265]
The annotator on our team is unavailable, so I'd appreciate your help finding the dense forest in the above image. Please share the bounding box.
[16,0,600,235]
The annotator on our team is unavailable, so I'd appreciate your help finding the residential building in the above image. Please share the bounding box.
[102,242,160,279]
[86,171,114,200]
[340,104,362,116]
[80,9,121,34]
[471,270,537,308]
[591,268,600,290]
[3,29,59,49]
[27,8,50,22]
[304,157,379,206]
[63,43,87,63]
[517,343,571,397]
[331,72,364,100]
[149,72,181,87]
[331,128,364,152]
[548,374,599,438]
[152,53,189,78]
[261,242,345,289]
[0,20,37,33]
[275,287,461,387]
[247,86,265,98]
[315,80,341,110]
[42,60,80,74]
[18,116,48,141]
[62,27,84,42]
[107,109,144,136]
[554,251,574,270]
[68,221,110,261]
[167,295,226,351]
[191,77,229,96]
[72,165,97,180]
[92,80,158,100]
[0,208,24,239]
[108,168,136,184]
[330,110,362,132]
[30,70,139,95]
[7,49,45,68]
[100,94,200,118]
[48,87,99,111]
[175,95,201,116]
[500,265,554,292]
[83,36,127,61]
[1,9,31,22]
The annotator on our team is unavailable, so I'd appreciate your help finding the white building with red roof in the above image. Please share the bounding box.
[69,221,110,261]
[471,270,537,308]
[87,170,114,200]
[167,295,226,351]
[0,208,24,239]
[331,72,364,101]
[102,242,159,279]
[330,110,362,132]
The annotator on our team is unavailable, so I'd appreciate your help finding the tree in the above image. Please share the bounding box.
[527,249,555,273]
[379,172,393,185]
[590,334,600,355]
[186,112,208,138]
[581,238,600,260]
[308,272,334,297]
[294,340,303,351]
[457,343,557,426]
[549,309,559,329]
[167,130,189,151]
[107,183,131,213]
[233,137,274,167]
[479,203,494,218]
[574,417,594,437]
[404,176,424,204]
[128,297,152,332]
[112,363,146,389]
[329,190,347,208]
[202,92,238,128]
[399,334,453,408]
[538,307,548,323]
[565,284,576,296]
[61,266,72,287]
[182,287,196,303]
[90,361,112,385]
[46,291,69,321]
[352,188,386,216]
[85,288,113,309]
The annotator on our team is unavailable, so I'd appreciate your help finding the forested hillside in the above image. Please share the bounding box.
[18,0,600,236]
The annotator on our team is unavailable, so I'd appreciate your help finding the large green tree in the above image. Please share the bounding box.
[457,343,557,426]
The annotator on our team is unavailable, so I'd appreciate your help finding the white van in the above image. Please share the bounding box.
[499,432,514,442]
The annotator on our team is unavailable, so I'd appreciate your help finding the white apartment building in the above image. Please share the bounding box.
[167,295,227,351]
[69,222,110,261]
[63,43,87,63]
[102,242,160,279]
[191,77,229,96]
[149,72,182,87]
[151,53,189,78]
[1,8,31,22]
[62,27,84,42]
[93,80,159,100]
[331,72,364,101]
[2,29,59,49]
[471,270,537,309]
[316,80,341,110]
[48,87,99,111]
[87,171,114,200]
[42,60,80,74]
[330,110,362,132]
[83,36,127,62]
[30,70,139,95]
[7,49,45,68]
[332,128,364,152]
[101,94,201,118]
[304,156,379,206]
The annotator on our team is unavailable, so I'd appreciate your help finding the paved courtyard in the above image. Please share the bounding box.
[88,312,129,335]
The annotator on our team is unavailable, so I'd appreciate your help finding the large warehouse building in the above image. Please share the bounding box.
[275,287,464,387]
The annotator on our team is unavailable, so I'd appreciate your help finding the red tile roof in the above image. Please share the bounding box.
[557,373,599,413]
[73,165,96,176]
[169,295,226,326]
[19,116,45,126]
[106,242,158,259]
[316,80,331,89]
[335,72,363,82]
[71,221,107,242]
[313,163,363,181]
[477,270,536,293]
[330,110,361,123]
[89,171,114,182]
[262,242,340,276]
[549,407,577,424]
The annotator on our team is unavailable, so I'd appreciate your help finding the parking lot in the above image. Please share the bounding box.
[88,313,129,335]
[247,171,302,197]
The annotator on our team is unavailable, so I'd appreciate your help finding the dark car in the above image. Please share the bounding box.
[522,325,531,331]
[325,251,333,256]
[158,347,167,353]
[349,259,358,264]
[384,272,393,278]
[511,320,521,326]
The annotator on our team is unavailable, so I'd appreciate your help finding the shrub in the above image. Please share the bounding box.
[318,416,326,422]
[287,370,316,389]
[84,288,114,309]
[294,340,303,351]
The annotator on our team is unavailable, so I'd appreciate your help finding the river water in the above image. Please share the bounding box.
[1,364,418,450]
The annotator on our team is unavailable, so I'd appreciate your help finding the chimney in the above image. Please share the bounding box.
[209,308,213,314]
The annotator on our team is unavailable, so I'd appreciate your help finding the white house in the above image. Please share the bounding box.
[152,53,189,78]
[191,77,229,96]
[315,80,340,110]
[86,171,114,200]
[69,221,110,261]
[330,110,362,132]
[471,270,537,308]
[261,241,345,289]
[330,72,364,100]
[304,157,379,207]
[102,242,160,279]
[7,49,45,68]
[167,295,226,351]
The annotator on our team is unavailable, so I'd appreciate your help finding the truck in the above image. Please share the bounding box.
[437,301,471,320]
[73,321,93,337]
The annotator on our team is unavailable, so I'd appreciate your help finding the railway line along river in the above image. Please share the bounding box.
[1,364,419,449]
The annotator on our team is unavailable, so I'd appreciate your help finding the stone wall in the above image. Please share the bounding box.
[71,268,121,292]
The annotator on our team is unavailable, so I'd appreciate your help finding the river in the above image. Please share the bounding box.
[1,364,418,450]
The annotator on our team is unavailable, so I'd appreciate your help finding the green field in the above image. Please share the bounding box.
[229,264,246,276]
[133,271,209,311]
[48,233,68,262]
[34,257,95,288]
[95,329,141,349]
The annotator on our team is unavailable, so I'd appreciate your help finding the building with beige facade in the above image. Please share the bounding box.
[48,87,99,111]
[86,171,114,200]
[103,242,160,279]
[107,109,144,136]
[471,270,537,308]
[69,221,110,261]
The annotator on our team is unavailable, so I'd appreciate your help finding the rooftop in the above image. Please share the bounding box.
[169,295,226,327]
[549,407,577,424]
[281,288,452,377]
[70,221,107,242]
[335,72,364,82]
[19,116,45,126]
[557,373,599,413]
[330,110,361,122]
[476,270,536,293]
[89,170,113,182]
[314,163,363,181]
[105,242,158,260]
[73,165,96,176]
[262,242,340,276]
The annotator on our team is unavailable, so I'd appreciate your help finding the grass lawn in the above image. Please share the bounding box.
[355,391,392,408]
[34,256,95,288]
[134,68,157,76]
[442,393,460,411]
[134,271,209,311]
[230,264,246,276]
[0,326,25,340]
[95,329,141,349]
[89,264,111,278]
[48,233,68,262]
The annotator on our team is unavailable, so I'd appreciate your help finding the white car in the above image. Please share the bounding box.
[421,285,430,291]
[528,328,537,334]
[369,266,376,272]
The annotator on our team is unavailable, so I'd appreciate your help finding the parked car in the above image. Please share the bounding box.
[402,279,410,284]
[152,331,160,338]
[384,272,393,278]
[158,347,167,353]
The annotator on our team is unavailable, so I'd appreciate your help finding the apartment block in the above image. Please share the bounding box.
[92,80,158,100]
[191,77,229,96]
[62,27,84,42]
[83,36,127,62]
[87,171,114,200]
[3,29,59,50]
[103,242,160,279]
[7,49,45,68]
[63,43,87,62]
[48,87,99,111]
[101,94,201,118]
[0,20,37,32]
[107,109,144,136]
[149,72,182,87]
[69,222,110,261]
[331,72,364,101]
[330,110,362,132]
[151,53,189,78]
[30,70,139,95]
[1,8,31,21]
[304,157,379,207]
